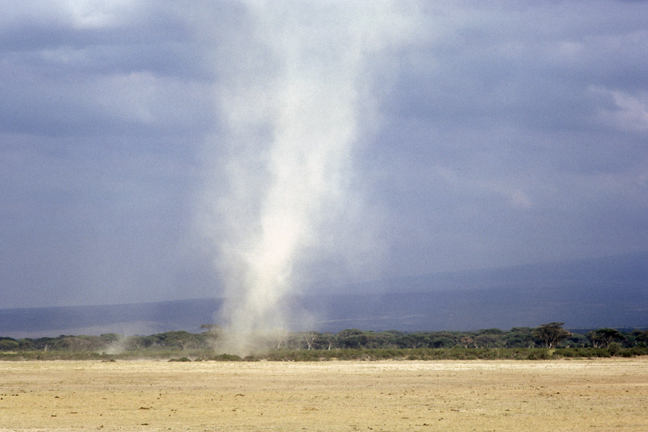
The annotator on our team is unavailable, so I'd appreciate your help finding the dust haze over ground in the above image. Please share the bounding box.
[198,1,421,354]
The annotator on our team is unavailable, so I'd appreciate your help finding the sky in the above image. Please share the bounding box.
[1,1,647,310]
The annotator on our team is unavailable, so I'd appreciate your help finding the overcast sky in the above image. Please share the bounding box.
[1,1,647,309]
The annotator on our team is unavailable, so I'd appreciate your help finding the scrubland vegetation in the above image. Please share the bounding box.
[1,324,647,361]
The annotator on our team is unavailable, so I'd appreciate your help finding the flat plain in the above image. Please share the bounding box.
[1,358,647,431]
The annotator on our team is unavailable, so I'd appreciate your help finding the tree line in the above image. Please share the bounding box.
[1,323,647,355]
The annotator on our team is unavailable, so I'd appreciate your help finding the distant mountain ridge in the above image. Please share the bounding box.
[0,299,223,339]
[307,250,648,332]
[1,251,647,338]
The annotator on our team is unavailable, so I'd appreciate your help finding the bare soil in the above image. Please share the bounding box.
[1,358,647,431]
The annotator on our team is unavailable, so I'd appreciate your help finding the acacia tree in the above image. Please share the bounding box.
[301,331,318,350]
[631,330,648,346]
[337,329,367,349]
[586,328,626,348]
[532,322,572,348]
[0,339,19,351]
[460,336,475,348]
[505,328,536,348]
[474,334,500,348]
[395,333,428,349]
[313,332,336,350]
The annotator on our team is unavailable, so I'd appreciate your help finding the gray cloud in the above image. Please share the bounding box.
[367,1,648,273]
[1,1,647,309]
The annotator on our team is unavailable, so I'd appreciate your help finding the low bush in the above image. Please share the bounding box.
[527,349,551,360]
[209,353,242,361]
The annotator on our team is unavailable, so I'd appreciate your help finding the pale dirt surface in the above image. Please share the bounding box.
[1,358,647,431]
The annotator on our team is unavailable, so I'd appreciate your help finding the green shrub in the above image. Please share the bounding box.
[210,353,242,361]
[607,342,621,356]
[527,349,551,360]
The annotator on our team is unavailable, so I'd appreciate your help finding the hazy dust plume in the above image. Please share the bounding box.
[200,1,419,355]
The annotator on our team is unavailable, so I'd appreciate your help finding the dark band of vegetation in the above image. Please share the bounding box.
[1,323,647,361]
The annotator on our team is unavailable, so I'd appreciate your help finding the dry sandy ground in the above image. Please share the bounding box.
[1,358,647,431]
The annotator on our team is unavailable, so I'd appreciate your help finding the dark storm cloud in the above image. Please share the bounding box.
[368,0,648,272]
[0,2,241,140]
[0,2,220,307]
[1,1,647,308]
